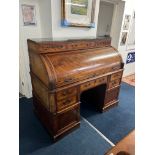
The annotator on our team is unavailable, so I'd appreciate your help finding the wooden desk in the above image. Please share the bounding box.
[105,130,135,155]
[27,37,124,141]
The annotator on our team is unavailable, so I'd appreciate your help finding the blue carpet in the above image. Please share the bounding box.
[20,98,111,155]
[19,98,51,155]
[20,82,134,154]
[29,120,111,155]
[80,82,135,144]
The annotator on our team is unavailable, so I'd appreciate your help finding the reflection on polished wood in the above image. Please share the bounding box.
[28,37,124,141]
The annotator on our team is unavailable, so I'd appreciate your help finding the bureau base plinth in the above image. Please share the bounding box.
[102,100,119,112]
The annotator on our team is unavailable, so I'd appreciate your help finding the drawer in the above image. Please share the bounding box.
[80,81,95,91]
[57,87,77,100]
[108,78,121,89]
[57,96,77,111]
[94,76,107,86]
[110,71,122,81]
[56,106,80,132]
[105,87,120,105]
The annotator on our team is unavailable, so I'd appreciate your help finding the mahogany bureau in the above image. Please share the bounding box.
[27,37,124,141]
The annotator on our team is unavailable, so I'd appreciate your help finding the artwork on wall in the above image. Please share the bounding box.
[120,32,128,46]
[126,11,135,50]
[123,15,131,30]
[126,51,135,64]
[61,0,96,28]
[21,4,37,26]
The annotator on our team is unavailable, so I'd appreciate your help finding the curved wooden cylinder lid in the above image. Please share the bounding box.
[43,47,123,88]
[28,37,124,90]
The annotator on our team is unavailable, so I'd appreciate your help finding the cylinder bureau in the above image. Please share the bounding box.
[27,37,124,141]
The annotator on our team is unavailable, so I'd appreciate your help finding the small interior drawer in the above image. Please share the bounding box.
[57,96,77,111]
[110,71,122,81]
[108,78,121,89]
[105,87,120,105]
[80,81,95,91]
[94,76,107,86]
[56,87,77,100]
[56,106,80,132]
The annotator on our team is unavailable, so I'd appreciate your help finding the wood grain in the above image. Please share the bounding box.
[27,37,124,141]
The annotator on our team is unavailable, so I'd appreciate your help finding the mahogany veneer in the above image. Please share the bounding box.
[27,37,124,141]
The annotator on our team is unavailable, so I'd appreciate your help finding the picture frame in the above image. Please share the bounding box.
[123,15,131,30]
[120,32,128,46]
[21,4,37,26]
[126,11,135,50]
[61,0,96,28]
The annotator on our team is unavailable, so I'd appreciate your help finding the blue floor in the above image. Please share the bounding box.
[29,120,112,155]
[19,98,52,155]
[81,82,135,144]
[20,82,135,155]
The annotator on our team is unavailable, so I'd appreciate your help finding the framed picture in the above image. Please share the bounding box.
[123,15,131,30]
[61,0,96,28]
[21,4,37,26]
[120,32,128,46]
[126,11,135,50]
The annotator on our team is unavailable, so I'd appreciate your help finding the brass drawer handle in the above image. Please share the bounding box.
[112,81,116,84]
[95,77,106,83]
[100,79,104,82]
[110,72,122,81]
[62,89,74,96]
[114,74,120,78]
[88,74,96,78]
[62,91,67,96]
[85,83,89,87]
[63,99,71,105]
[109,80,119,88]
[112,66,119,71]
[114,73,121,78]
[86,82,92,86]
[64,78,73,83]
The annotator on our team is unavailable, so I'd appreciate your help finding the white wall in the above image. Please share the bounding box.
[51,0,100,39]
[19,0,54,97]
[19,0,42,97]
[38,0,52,38]
[118,0,135,76]
[110,1,125,49]
[97,1,114,37]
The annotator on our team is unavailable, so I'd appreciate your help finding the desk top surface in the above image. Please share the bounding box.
[29,36,111,43]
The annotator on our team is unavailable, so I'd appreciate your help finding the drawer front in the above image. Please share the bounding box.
[57,96,77,111]
[94,76,107,86]
[80,81,95,91]
[108,78,121,89]
[57,87,77,100]
[105,87,120,105]
[56,106,80,132]
[110,71,122,81]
